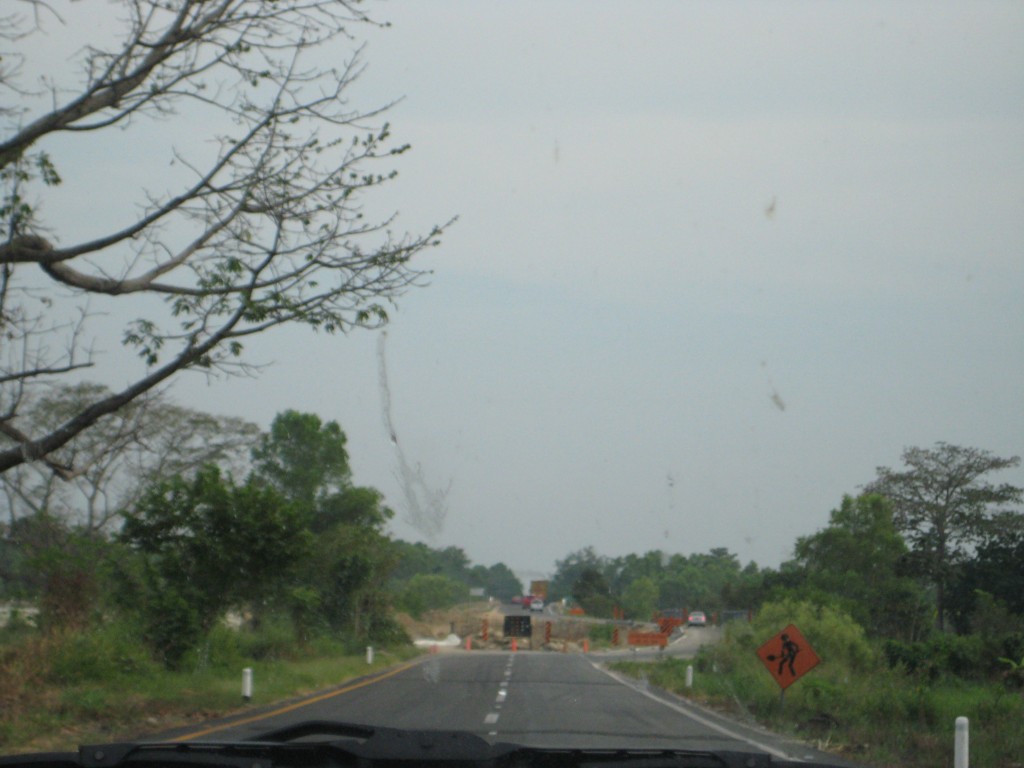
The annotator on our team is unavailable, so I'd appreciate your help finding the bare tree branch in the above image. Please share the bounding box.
[0,0,446,474]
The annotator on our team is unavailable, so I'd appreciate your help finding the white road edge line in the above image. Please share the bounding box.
[595,664,795,761]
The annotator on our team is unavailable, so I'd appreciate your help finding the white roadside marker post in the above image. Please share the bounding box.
[954,716,969,768]
[242,667,253,702]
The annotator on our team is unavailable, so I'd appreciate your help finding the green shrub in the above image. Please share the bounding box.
[398,574,468,618]
[46,622,157,684]
[885,633,991,680]
[365,613,411,645]
[183,623,245,671]
[235,618,299,661]
[751,597,875,673]
[587,622,616,643]
[883,638,936,678]
[614,613,1024,768]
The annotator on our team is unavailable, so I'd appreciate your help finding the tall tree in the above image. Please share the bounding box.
[118,466,309,665]
[550,546,610,602]
[793,494,929,640]
[865,443,1022,629]
[249,410,398,638]
[252,410,351,517]
[305,522,397,638]
[656,548,746,613]
[947,511,1024,630]
[482,563,523,602]
[0,0,447,476]
[1,383,258,534]
[621,576,659,621]
[571,567,613,617]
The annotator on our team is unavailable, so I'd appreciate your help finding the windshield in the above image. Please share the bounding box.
[1,2,1022,767]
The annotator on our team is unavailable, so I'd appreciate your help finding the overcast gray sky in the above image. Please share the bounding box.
[35,1,1024,576]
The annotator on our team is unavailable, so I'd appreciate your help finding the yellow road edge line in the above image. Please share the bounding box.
[170,659,422,742]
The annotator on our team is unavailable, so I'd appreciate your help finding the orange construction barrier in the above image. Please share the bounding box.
[627,631,669,648]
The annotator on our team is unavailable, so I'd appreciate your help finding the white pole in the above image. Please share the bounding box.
[954,716,969,768]
[242,667,253,701]
[686,665,694,688]
[366,646,374,664]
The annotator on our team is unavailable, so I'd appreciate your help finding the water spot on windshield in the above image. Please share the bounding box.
[377,331,451,539]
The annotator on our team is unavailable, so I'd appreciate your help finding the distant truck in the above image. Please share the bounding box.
[529,580,549,601]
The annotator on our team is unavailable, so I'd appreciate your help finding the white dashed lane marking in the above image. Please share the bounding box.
[486,654,517,735]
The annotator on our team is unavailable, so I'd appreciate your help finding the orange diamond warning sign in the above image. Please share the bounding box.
[756,623,820,690]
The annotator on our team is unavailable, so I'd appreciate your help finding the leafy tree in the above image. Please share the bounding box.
[572,567,613,617]
[865,443,1022,629]
[316,485,393,533]
[621,576,659,621]
[0,511,106,628]
[252,411,351,516]
[610,551,666,595]
[655,548,747,613]
[118,466,309,665]
[248,410,398,638]
[482,563,523,602]
[0,0,447,475]
[947,511,1024,630]
[720,561,768,611]
[250,409,392,531]
[0,512,66,600]
[398,574,469,618]
[792,494,930,640]
[550,546,610,602]
[387,541,518,602]
[389,541,473,583]
[306,523,397,639]
[389,541,441,583]
[430,546,473,581]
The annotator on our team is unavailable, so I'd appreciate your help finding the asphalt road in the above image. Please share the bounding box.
[155,650,851,764]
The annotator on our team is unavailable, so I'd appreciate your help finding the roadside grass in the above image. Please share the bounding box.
[583,621,621,650]
[0,622,422,755]
[610,650,1024,768]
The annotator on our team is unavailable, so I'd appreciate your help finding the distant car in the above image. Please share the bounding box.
[687,611,707,627]
[530,598,544,612]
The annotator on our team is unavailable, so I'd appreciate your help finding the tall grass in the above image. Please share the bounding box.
[611,630,1024,767]
[1,621,420,754]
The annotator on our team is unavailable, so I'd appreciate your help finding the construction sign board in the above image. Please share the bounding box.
[756,623,820,690]
[627,630,668,648]
[503,615,532,638]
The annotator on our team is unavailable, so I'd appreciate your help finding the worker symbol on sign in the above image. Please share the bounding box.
[767,633,799,677]
[756,624,820,691]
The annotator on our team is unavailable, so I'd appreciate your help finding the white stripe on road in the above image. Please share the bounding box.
[597,665,792,761]
[484,712,499,724]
